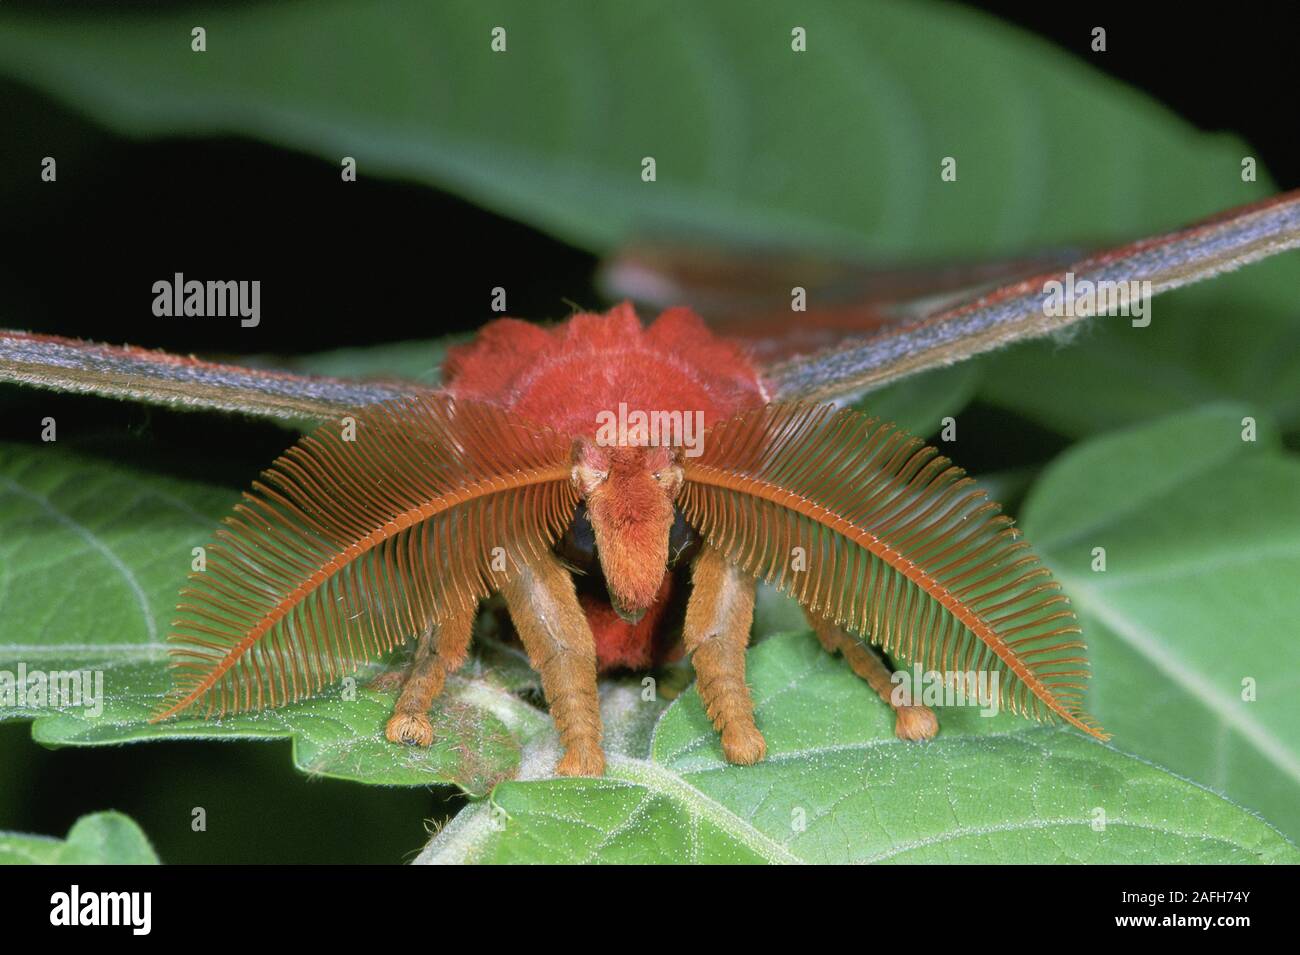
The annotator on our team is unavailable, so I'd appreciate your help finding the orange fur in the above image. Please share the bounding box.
[576,443,681,620]
[581,572,674,671]
[683,546,765,765]
[446,303,766,669]
[444,303,767,439]
[498,551,604,776]
[808,613,938,742]
[385,605,475,747]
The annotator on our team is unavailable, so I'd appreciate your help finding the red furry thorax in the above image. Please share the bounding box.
[443,303,768,670]
[443,302,767,436]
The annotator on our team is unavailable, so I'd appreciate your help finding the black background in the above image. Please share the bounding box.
[1,2,1296,356]
[2,866,1286,937]
[0,2,1296,863]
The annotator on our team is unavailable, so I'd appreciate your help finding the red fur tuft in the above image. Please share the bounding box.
[444,302,768,436]
[582,573,675,671]
[583,446,677,615]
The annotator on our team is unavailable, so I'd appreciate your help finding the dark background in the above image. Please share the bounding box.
[1,2,1297,358]
[0,2,1296,862]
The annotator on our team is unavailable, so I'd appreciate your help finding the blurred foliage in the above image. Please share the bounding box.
[0,811,159,864]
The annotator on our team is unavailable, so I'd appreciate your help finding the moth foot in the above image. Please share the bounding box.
[555,743,606,777]
[894,704,938,741]
[385,712,435,747]
[369,669,407,693]
[721,722,767,765]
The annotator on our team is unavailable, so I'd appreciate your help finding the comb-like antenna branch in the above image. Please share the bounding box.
[154,396,577,721]
[681,402,1107,739]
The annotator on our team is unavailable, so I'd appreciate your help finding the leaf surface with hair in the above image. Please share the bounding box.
[418,633,1296,864]
[1022,404,1300,841]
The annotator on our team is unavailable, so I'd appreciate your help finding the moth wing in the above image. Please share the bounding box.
[601,239,1082,365]
[603,190,1300,402]
[0,330,434,423]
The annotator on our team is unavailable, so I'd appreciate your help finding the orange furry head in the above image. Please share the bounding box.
[571,440,683,622]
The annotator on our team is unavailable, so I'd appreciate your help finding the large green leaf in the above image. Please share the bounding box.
[1022,404,1300,840]
[0,810,159,864]
[418,632,1297,864]
[0,0,1279,259]
[0,443,538,795]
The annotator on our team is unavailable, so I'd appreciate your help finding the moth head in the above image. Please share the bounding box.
[571,439,683,623]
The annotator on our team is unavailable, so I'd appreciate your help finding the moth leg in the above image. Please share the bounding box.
[368,669,406,693]
[684,546,766,765]
[807,613,938,741]
[499,551,605,777]
[384,603,475,747]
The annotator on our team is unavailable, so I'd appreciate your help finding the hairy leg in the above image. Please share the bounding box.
[684,547,766,764]
[384,603,476,746]
[500,551,605,776]
[806,613,938,741]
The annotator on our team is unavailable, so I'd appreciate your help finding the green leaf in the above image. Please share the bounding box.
[854,361,981,439]
[418,632,1297,864]
[982,257,1300,438]
[0,811,159,864]
[1021,404,1300,840]
[0,0,1280,259]
[0,443,540,795]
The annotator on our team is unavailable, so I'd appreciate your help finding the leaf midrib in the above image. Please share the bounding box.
[606,755,802,864]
